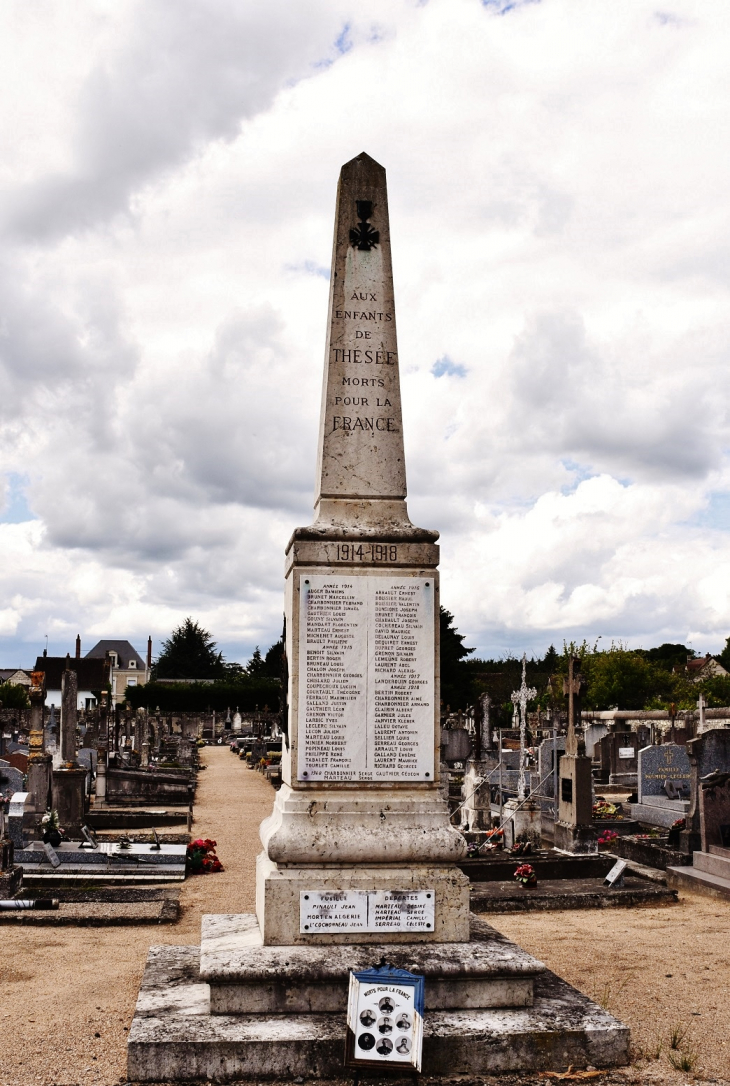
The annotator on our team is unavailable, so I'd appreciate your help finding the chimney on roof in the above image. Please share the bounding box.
[147,636,152,670]
[43,648,47,658]
[65,653,70,669]
[75,634,81,659]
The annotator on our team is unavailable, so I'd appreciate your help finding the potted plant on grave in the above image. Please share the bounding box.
[40,809,64,847]
[186,838,223,875]
[597,829,618,849]
[513,863,537,888]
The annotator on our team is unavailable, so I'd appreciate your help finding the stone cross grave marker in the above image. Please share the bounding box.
[511,654,536,801]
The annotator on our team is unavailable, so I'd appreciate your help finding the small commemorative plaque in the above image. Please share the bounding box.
[300,891,369,933]
[618,747,634,760]
[604,859,627,887]
[345,965,424,1071]
[300,889,434,934]
[43,842,61,869]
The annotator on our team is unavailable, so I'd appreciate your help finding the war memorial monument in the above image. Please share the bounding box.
[127,154,628,1079]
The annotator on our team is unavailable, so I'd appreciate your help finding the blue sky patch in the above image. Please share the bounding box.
[0,473,35,524]
[285,260,330,279]
[432,356,467,378]
[689,491,730,531]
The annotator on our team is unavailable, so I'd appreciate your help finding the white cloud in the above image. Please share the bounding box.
[2,0,730,666]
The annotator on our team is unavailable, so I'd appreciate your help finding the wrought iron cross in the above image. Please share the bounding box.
[512,653,537,801]
[349,200,379,250]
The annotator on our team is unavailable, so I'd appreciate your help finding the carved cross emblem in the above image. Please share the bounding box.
[349,200,379,251]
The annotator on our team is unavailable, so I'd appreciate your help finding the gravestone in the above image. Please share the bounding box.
[537,736,566,798]
[584,721,608,760]
[699,774,730,851]
[554,660,596,854]
[629,743,691,828]
[598,731,638,787]
[638,743,691,800]
[0,762,24,800]
[681,728,730,854]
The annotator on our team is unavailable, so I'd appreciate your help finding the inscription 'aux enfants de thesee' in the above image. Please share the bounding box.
[328,207,401,436]
[298,576,435,783]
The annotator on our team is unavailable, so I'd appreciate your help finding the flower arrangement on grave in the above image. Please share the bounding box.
[465,840,481,858]
[597,829,618,847]
[592,799,621,820]
[513,863,537,887]
[40,809,64,847]
[509,839,533,856]
[186,838,223,875]
[481,827,504,851]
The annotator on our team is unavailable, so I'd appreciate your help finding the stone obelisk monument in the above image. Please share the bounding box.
[257,151,469,944]
[127,155,630,1083]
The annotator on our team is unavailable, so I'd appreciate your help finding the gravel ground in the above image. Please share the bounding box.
[0,747,727,1086]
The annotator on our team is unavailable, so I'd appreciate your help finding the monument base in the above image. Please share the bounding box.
[127,915,629,1081]
[256,853,470,944]
[554,822,598,855]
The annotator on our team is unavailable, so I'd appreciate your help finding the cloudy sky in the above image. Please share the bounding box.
[2,0,730,668]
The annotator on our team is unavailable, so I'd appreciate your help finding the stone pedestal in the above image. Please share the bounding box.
[502,798,541,849]
[554,821,598,854]
[127,915,629,1081]
[51,768,86,837]
[554,702,596,854]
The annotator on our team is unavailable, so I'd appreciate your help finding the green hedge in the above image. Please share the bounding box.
[124,678,281,712]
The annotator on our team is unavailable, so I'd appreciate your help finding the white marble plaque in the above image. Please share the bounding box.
[300,891,369,933]
[298,575,434,782]
[618,747,634,759]
[300,889,435,933]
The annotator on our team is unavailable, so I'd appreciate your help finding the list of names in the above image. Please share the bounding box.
[298,575,434,782]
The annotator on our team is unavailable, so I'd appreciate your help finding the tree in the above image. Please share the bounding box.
[152,618,226,680]
[0,681,29,709]
[717,636,730,673]
[440,606,475,710]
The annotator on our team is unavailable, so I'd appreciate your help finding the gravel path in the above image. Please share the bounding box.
[0,746,274,1086]
[0,748,727,1085]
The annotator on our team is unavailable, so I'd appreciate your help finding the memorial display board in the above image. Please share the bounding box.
[298,574,434,782]
[345,965,424,1071]
[300,889,435,934]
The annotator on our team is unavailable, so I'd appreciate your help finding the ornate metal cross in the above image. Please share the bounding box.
[349,200,379,250]
[512,653,537,801]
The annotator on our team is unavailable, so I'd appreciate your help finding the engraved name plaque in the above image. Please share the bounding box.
[300,890,435,934]
[298,574,435,782]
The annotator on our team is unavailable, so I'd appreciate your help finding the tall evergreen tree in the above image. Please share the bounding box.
[152,618,226,680]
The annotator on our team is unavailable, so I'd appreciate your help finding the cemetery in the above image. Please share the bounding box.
[2,155,730,1083]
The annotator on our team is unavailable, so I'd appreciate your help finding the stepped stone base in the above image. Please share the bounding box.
[667,846,730,900]
[200,914,540,1013]
[127,916,629,1081]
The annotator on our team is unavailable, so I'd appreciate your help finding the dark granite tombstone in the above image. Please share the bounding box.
[638,743,691,801]
[599,731,639,786]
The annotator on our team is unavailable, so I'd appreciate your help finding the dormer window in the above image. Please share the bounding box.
[109,652,118,667]
[129,660,136,669]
